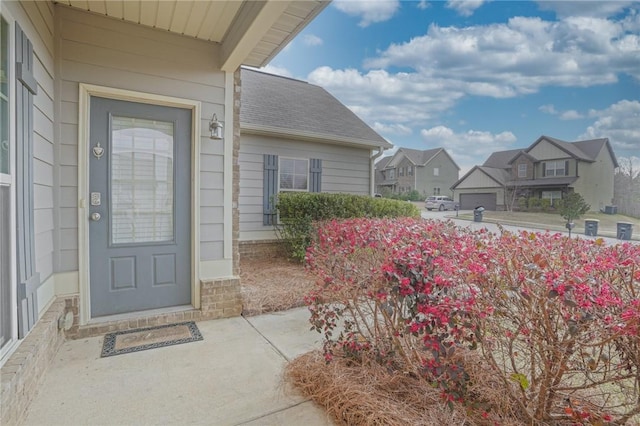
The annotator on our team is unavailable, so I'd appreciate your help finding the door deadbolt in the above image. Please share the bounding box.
[90,212,101,221]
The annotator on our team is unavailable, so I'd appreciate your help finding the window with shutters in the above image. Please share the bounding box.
[279,158,308,191]
[544,160,567,177]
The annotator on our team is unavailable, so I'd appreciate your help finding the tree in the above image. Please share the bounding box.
[558,192,590,223]
[614,156,640,218]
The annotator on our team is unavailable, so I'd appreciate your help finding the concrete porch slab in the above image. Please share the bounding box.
[22,308,333,426]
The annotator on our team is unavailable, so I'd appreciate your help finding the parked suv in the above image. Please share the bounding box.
[425,195,459,211]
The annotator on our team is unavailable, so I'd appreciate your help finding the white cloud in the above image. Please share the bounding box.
[363,16,640,97]
[579,99,640,160]
[333,0,400,27]
[258,64,293,78]
[417,1,430,10]
[302,34,323,46]
[559,110,584,120]
[446,0,486,17]
[539,104,585,119]
[420,126,517,173]
[372,122,413,136]
[307,66,465,126]
[539,104,558,114]
[536,1,636,18]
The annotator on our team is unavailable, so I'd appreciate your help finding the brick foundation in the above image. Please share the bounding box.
[239,240,287,260]
[1,299,67,426]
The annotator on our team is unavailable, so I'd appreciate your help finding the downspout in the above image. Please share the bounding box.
[371,147,386,196]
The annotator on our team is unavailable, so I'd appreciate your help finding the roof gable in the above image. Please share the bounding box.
[240,68,391,149]
[382,147,460,170]
[451,166,507,189]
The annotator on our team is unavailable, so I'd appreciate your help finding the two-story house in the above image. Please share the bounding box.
[451,136,618,211]
[375,147,460,197]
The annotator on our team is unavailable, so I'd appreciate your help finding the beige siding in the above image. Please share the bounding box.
[572,148,616,212]
[239,134,372,240]
[5,2,57,294]
[56,5,227,264]
[453,169,501,189]
[528,141,570,161]
[415,151,459,197]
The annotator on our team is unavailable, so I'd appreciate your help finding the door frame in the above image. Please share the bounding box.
[78,84,201,324]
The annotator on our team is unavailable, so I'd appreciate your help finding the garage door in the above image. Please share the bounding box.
[459,193,497,210]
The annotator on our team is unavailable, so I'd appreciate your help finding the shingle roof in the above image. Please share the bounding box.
[398,147,442,165]
[506,176,578,187]
[478,166,511,185]
[240,68,391,148]
[482,149,521,168]
[375,156,392,170]
[480,136,617,169]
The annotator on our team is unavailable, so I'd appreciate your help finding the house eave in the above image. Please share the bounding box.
[240,123,393,150]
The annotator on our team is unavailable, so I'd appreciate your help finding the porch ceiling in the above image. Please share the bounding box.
[55,0,328,71]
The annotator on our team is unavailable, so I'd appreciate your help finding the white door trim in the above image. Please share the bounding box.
[78,84,201,324]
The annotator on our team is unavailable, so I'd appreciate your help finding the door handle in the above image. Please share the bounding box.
[90,212,101,222]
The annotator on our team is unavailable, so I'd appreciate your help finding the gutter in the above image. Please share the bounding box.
[371,146,387,196]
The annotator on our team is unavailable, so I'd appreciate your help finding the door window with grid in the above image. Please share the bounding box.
[110,116,175,244]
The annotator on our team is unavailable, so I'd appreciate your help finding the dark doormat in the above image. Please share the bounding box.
[101,321,203,357]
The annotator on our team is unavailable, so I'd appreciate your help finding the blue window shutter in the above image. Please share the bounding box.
[15,23,39,338]
[309,158,322,193]
[263,154,278,225]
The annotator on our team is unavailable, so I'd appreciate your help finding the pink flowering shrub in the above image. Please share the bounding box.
[473,231,640,424]
[304,218,640,423]
[305,218,490,406]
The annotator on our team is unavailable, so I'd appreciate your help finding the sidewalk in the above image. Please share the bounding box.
[22,308,333,426]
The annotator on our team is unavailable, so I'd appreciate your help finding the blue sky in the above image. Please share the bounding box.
[262,0,640,173]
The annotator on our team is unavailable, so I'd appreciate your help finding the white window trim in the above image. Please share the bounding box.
[544,160,566,177]
[518,163,527,178]
[0,9,18,365]
[433,167,440,177]
[278,157,309,192]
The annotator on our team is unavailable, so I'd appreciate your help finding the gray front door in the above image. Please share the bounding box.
[89,97,191,317]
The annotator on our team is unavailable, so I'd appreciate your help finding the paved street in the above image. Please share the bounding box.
[421,209,638,245]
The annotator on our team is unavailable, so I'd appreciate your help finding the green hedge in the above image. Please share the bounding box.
[275,192,420,261]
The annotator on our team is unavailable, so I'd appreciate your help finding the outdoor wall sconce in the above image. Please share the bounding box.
[209,113,223,140]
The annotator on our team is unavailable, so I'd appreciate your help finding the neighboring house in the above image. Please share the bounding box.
[451,136,619,211]
[0,1,328,424]
[238,68,392,247]
[375,147,460,197]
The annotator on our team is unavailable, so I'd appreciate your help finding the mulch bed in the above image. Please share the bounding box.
[239,256,316,316]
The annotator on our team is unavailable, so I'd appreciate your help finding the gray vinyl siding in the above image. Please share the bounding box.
[239,134,372,240]
[6,2,56,290]
[415,152,459,197]
[56,5,227,264]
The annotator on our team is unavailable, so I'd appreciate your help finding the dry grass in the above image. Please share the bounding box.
[286,350,526,426]
[239,257,315,316]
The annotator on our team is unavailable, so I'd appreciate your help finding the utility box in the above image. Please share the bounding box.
[616,222,633,240]
[604,205,618,215]
[584,219,599,236]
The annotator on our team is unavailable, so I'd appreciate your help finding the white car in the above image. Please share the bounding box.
[425,195,459,211]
